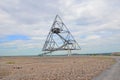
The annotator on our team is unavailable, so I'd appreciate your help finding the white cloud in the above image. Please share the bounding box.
[0,0,120,55]
[0,10,14,24]
[86,35,100,40]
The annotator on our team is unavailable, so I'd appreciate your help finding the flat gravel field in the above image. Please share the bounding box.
[0,56,115,80]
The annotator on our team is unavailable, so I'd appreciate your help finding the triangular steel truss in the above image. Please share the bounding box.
[42,15,81,55]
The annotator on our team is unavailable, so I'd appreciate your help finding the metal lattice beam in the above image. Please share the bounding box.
[42,15,81,55]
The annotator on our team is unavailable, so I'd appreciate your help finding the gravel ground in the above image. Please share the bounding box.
[0,56,115,80]
[92,56,120,80]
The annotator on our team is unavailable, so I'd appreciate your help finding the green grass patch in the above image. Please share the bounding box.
[6,61,15,64]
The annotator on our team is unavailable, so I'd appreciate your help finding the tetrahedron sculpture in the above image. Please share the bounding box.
[42,15,81,55]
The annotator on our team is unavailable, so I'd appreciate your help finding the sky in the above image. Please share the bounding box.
[0,0,120,56]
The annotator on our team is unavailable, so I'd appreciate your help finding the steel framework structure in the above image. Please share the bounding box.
[42,15,81,55]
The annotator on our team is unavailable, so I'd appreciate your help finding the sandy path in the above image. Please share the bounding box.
[92,56,120,80]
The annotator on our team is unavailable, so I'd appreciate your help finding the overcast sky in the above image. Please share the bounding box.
[0,0,120,56]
